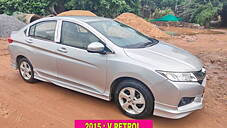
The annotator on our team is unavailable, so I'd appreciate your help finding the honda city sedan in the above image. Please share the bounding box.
[8,16,206,119]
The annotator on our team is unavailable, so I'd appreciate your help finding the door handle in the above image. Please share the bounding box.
[57,47,68,53]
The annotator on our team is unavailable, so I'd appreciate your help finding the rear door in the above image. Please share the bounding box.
[26,20,59,80]
[56,21,107,94]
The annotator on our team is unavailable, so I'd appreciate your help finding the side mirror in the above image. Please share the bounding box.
[87,42,105,54]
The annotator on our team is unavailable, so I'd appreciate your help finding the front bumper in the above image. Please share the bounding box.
[153,77,206,119]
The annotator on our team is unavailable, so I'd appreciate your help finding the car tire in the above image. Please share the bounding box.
[114,79,154,119]
[18,58,37,83]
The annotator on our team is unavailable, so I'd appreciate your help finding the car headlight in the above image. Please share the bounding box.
[157,71,198,82]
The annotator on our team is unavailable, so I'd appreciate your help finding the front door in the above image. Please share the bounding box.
[56,21,107,94]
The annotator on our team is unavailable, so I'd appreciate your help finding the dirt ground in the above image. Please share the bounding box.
[115,13,170,39]
[159,26,225,36]
[57,10,97,17]
[0,29,226,128]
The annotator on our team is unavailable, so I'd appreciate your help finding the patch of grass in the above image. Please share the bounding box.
[165,31,178,36]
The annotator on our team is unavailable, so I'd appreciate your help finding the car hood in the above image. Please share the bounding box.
[123,41,203,72]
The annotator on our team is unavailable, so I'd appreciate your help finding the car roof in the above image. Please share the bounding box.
[56,16,111,22]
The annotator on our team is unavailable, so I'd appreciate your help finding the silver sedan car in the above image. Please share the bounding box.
[8,16,206,119]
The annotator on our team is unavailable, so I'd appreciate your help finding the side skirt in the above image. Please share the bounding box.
[34,75,111,101]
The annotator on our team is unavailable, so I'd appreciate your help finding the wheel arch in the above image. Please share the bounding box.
[110,77,155,101]
[16,55,31,68]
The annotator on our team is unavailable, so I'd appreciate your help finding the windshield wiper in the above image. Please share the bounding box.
[143,42,153,47]
[138,41,155,48]
[142,39,159,47]
[123,39,159,48]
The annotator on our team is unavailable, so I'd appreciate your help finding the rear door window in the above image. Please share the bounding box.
[29,21,57,41]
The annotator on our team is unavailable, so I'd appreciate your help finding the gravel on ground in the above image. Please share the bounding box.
[0,14,26,38]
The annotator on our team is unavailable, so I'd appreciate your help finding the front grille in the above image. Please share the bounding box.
[194,68,206,84]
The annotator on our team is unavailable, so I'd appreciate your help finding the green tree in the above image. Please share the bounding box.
[143,0,223,26]
[0,0,140,18]
[176,0,223,26]
[65,0,140,17]
[0,0,52,15]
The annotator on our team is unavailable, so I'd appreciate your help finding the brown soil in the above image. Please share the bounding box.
[159,26,225,36]
[115,13,170,39]
[0,29,227,128]
[57,10,97,17]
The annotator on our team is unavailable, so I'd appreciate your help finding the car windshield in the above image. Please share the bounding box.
[88,20,159,48]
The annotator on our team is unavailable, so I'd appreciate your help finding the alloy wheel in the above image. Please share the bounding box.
[20,61,32,80]
[118,87,146,114]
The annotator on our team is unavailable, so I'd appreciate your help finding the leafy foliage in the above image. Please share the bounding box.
[0,0,51,15]
[152,8,174,18]
[175,0,223,26]
[0,0,140,17]
[65,0,139,17]
[195,2,222,26]
[140,0,224,26]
